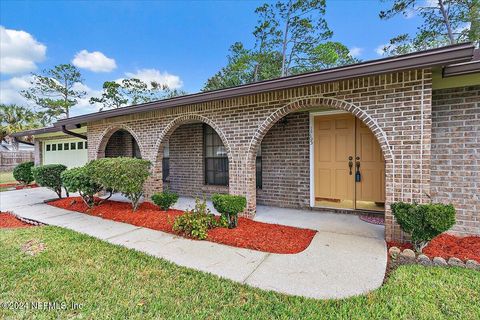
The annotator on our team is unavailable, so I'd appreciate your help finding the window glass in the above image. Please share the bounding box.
[64,143,69,150]
[52,144,57,151]
[77,141,83,149]
[163,142,170,158]
[46,144,51,151]
[71,142,76,150]
[84,141,88,149]
[204,125,228,185]
[58,143,63,151]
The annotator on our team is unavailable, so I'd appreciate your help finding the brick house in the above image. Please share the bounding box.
[14,43,480,242]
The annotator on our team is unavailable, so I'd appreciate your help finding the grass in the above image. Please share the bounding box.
[1,226,479,320]
[0,171,15,184]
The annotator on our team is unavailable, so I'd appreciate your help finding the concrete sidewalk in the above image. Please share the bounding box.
[1,188,387,300]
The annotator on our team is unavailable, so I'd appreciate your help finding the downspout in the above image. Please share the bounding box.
[61,125,87,140]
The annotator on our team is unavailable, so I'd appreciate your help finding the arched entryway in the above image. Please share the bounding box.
[95,125,144,159]
[148,114,233,197]
[244,97,393,219]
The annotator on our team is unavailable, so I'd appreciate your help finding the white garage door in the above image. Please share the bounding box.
[43,138,88,168]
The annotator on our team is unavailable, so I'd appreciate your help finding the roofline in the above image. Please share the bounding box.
[11,127,60,137]
[443,60,480,77]
[54,43,475,127]
[11,125,81,138]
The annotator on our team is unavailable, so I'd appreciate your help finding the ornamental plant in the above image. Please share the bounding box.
[32,164,68,198]
[391,202,456,252]
[61,166,103,208]
[151,189,179,211]
[86,157,151,211]
[173,198,227,240]
[13,161,34,186]
[211,193,246,228]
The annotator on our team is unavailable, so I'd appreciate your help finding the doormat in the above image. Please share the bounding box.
[359,215,385,225]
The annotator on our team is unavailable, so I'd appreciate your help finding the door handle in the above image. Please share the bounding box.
[348,156,353,175]
[355,157,361,182]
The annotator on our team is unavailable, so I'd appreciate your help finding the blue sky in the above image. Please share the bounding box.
[0,0,421,116]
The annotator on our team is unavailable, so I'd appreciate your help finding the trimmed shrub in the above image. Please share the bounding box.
[211,194,246,228]
[13,161,34,185]
[61,166,102,208]
[86,157,151,211]
[151,189,179,211]
[391,202,456,252]
[173,198,227,239]
[32,164,68,198]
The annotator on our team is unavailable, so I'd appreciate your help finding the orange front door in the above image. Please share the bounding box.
[313,113,385,211]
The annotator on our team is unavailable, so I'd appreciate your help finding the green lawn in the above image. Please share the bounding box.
[1,227,479,320]
[0,171,15,184]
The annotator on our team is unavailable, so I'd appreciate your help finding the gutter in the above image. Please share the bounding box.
[61,125,87,140]
[442,60,480,77]
[13,138,34,146]
[54,43,475,127]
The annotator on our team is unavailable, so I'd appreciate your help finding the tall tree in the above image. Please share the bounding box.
[203,0,358,91]
[21,64,86,120]
[262,0,333,76]
[379,0,480,55]
[91,78,186,111]
[0,104,42,148]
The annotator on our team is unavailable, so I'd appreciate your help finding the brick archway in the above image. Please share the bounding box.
[244,96,395,238]
[146,114,233,196]
[95,124,145,159]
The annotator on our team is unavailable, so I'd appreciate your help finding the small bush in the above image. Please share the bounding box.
[61,166,102,208]
[86,157,151,211]
[32,164,68,198]
[173,198,227,239]
[211,194,246,228]
[151,189,179,211]
[391,202,456,252]
[13,161,34,185]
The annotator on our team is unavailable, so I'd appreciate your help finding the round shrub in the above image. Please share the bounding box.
[151,189,179,211]
[391,202,456,252]
[211,193,246,228]
[86,157,151,211]
[62,166,102,208]
[13,161,34,185]
[32,164,68,198]
[173,198,226,239]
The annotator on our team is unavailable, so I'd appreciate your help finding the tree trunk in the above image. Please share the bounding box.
[281,3,293,77]
[438,0,455,44]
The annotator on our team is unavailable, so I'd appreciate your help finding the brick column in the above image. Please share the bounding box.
[34,140,42,166]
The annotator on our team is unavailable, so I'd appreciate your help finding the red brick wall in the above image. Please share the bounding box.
[166,123,228,197]
[87,69,434,241]
[431,85,480,236]
[257,112,310,208]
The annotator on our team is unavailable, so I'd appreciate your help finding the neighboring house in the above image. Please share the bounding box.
[0,140,34,152]
[13,43,480,242]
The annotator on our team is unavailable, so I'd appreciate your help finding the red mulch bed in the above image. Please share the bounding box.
[388,234,480,263]
[0,182,39,190]
[48,197,317,254]
[0,212,33,228]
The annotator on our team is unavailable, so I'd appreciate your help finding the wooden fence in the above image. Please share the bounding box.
[0,151,34,172]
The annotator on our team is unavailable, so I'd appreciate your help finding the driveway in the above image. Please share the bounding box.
[1,188,387,300]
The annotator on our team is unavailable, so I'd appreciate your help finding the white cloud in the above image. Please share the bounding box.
[424,0,439,7]
[0,75,34,106]
[0,75,102,116]
[0,26,47,75]
[72,50,117,72]
[123,68,183,89]
[375,44,390,56]
[349,47,363,58]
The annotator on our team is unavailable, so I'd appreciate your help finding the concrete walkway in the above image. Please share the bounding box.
[1,188,387,300]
